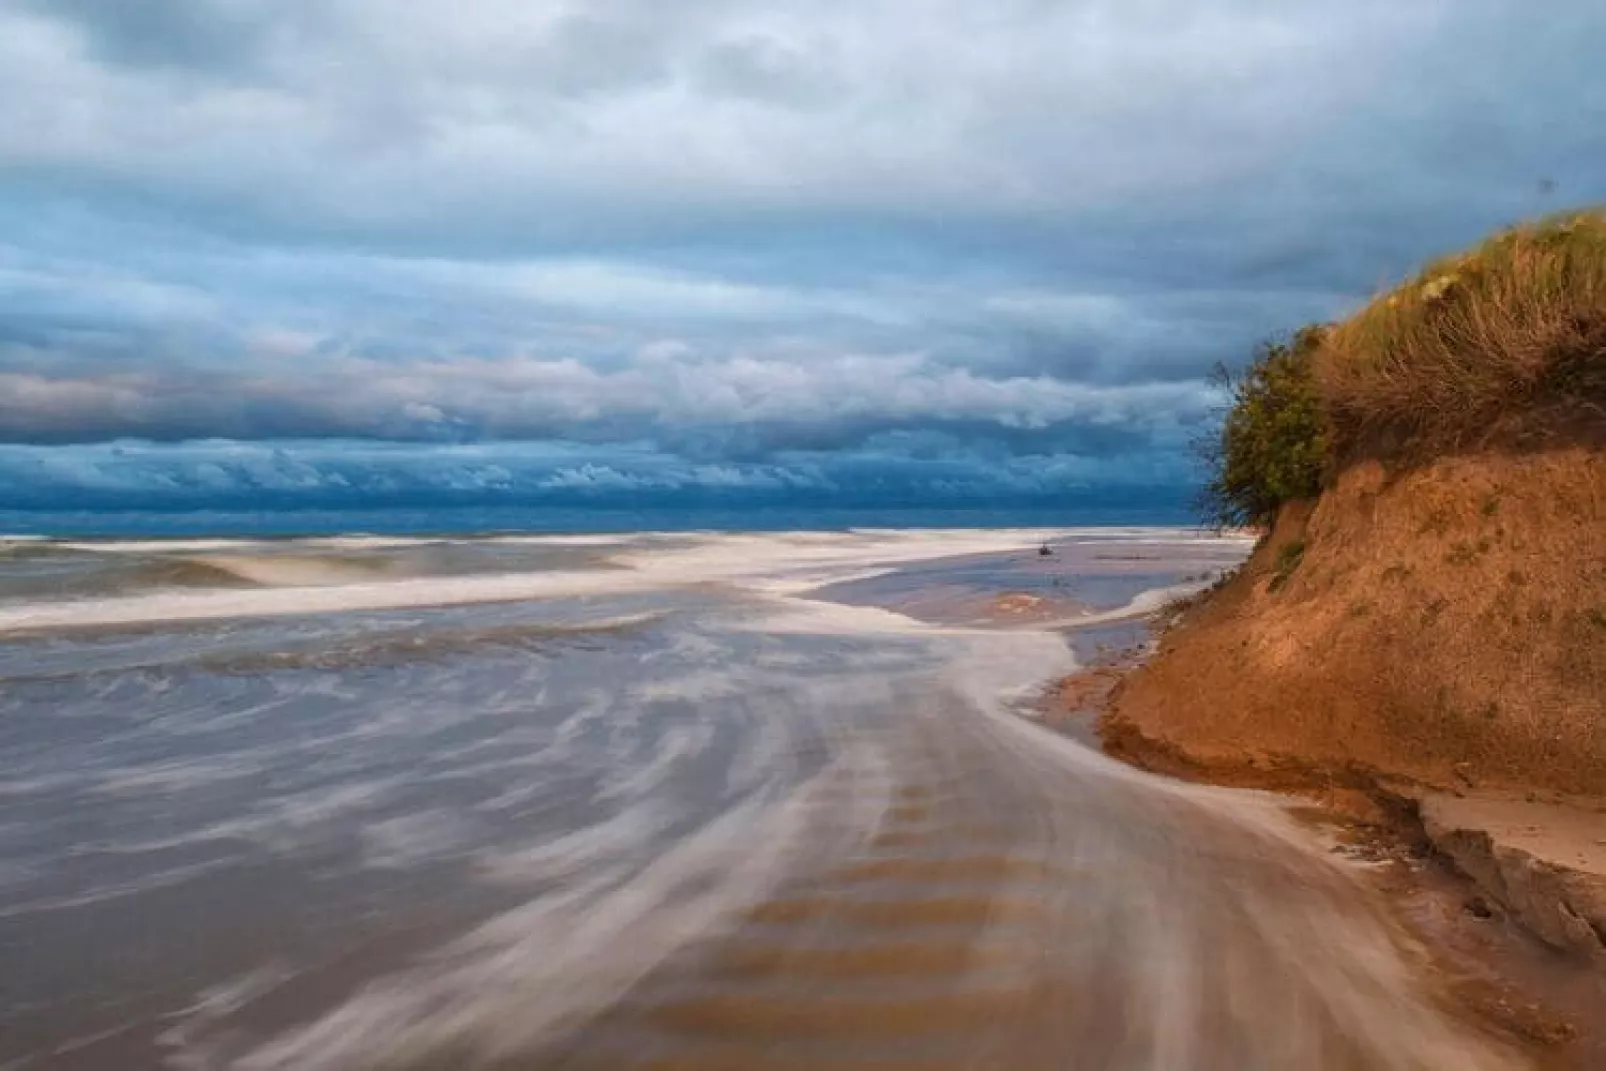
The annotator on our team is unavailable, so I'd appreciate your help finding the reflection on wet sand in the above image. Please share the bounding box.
[526,701,1523,1071]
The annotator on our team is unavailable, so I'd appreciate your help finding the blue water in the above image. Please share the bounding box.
[0,503,1194,538]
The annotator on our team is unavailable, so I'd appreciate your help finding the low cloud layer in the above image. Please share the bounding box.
[2,0,1602,511]
[0,351,1211,449]
[0,439,1192,517]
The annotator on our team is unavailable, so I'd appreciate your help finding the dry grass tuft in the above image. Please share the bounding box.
[1318,209,1606,457]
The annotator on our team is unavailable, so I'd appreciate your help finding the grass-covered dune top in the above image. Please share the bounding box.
[1204,208,1606,529]
[1319,208,1606,459]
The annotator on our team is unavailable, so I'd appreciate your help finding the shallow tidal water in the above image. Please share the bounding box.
[0,529,1525,1069]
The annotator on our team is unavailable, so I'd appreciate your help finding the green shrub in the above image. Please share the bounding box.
[1198,326,1331,529]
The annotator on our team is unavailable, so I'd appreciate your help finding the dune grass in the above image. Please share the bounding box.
[1317,209,1606,456]
[1200,208,1606,529]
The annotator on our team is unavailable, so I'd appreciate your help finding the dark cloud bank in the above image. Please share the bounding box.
[0,0,1602,515]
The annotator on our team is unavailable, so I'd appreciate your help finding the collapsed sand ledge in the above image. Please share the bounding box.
[1096,446,1606,960]
[1421,793,1606,959]
[1102,710,1606,966]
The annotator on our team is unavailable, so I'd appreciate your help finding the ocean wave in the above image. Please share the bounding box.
[0,536,74,560]
[190,554,400,588]
[111,558,267,591]
[0,553,403,605]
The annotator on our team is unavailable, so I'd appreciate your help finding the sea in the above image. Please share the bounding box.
[0,514,1524,1070]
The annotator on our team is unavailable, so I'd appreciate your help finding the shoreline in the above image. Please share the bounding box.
[1040,640,1606,1068]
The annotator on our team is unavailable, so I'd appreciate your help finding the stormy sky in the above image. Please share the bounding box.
[2,1,1602,515]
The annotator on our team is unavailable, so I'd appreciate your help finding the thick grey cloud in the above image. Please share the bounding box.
[0,0,1603,507]
[18,0,279,73]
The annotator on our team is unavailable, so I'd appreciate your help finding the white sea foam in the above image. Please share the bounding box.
[0,858,241,920]
[360,810,483,871]
[481,534,635,547]
[596,720,717,803]
[474,803,672,888]
[296,536,444,550]
[0,570,653,632]
[162,966,297,1071]
[57,539,274,554]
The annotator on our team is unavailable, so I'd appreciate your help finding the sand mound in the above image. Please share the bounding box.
[1106,447,1606,795]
